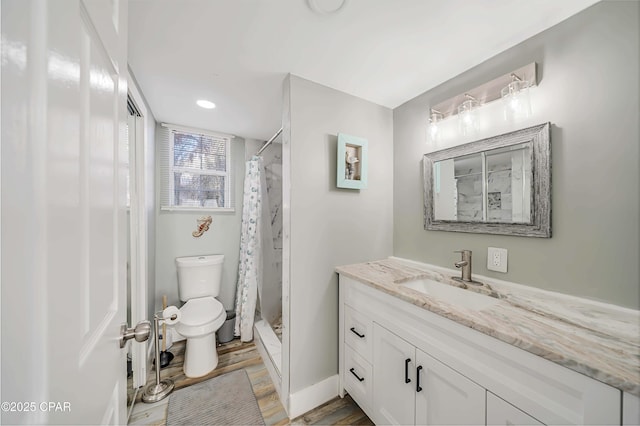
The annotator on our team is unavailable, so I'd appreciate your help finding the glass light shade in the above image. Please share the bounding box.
[458,97,479,135]
[428,110,444,141]
[501,79,531,121]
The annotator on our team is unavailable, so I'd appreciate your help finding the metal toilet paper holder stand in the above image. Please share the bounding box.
[142,310,178,403]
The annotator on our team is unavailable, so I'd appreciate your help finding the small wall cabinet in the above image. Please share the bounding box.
[338,275,624,425]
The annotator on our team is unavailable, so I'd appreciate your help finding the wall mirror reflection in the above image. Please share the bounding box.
[424,123,551,237]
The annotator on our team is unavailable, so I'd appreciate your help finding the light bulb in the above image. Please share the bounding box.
[196,99,216,109]
[501,76,531,122]
[429,124,439,139]
[428,109,443,142]
[458,95,479,136]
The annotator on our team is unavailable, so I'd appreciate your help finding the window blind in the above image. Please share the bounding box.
[159,124,234,211]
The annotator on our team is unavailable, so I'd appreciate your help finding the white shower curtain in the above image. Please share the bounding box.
[234,156,265,342]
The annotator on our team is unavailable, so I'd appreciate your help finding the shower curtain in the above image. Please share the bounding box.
[234,155,275,342]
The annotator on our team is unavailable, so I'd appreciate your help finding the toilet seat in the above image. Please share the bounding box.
[179,297,224,326]
[175,296,227,378]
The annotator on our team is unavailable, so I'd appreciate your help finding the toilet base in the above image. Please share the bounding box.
[183,332,218,378]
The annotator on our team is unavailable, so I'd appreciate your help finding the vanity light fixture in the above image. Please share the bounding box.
[427,62,537,137]
[196,99,216,109]
[501,73,532,121]
[457,94,479,135]
[428,108,444,141]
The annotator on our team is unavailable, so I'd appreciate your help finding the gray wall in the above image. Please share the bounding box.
[287,75,394,393]
[393,1,639,309]
[154,128,245,311]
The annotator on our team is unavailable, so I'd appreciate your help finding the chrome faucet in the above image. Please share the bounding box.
[454,250,473,282]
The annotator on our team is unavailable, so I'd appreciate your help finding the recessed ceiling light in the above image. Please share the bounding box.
[197,99,216,109]
[307,0,348,15]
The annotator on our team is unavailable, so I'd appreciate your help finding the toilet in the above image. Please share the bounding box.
[175,254,227,378]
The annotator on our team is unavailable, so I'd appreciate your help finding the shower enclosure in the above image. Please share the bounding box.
[257,141,283,340]
[236,130,283,377]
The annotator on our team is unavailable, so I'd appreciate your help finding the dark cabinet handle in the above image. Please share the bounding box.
[416,365,423,392]
[349,368,365,382]
[405,358,412,383]
[350,327,365,338]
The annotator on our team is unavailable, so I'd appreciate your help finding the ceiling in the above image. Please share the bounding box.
[128,0,599,141]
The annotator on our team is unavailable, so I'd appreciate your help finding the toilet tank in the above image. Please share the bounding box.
[175,254,224,301]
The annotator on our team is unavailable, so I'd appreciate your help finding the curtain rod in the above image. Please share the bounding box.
[255,127,283,156]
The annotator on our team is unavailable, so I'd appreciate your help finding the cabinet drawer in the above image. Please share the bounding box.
[345,304,372,362]
[344,344,373,410]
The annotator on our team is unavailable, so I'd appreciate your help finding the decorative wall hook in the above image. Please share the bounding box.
[192,216,213,238]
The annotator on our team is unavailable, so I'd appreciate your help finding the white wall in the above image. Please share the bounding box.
[154,129,245,311]
[393,1,639,309]
[286,75,394,394]
[128,69,157,324]
[145,120,156,319]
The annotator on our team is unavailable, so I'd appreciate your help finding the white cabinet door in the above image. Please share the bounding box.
[373,323,416,426]
[415,349,485,425]
[487,392,544,426]
[623,392,640,426]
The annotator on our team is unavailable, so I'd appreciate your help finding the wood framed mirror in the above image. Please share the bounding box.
[423,122,551,237]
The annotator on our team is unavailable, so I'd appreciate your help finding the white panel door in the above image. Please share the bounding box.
[1,0,129,424]
[372,323,416,426]
[487,391,544,426]
[415,348,485,425]
[623,392,640,426]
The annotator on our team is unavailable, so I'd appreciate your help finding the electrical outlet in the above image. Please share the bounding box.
[487,247,508,273]
[492,251,501,267]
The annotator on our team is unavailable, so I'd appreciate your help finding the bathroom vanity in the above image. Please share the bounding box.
[337,258,640,426]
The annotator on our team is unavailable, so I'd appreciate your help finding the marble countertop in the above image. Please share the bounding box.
[336,258,640,396]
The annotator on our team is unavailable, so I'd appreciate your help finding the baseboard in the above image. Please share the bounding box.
[288,374,339,419]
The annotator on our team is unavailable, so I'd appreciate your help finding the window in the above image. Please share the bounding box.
[159,125,233,210]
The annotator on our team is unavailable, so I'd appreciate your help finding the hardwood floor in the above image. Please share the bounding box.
[290,395,374,426]
[128,338,373,425]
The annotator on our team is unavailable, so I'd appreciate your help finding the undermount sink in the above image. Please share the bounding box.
[400,278,499,311]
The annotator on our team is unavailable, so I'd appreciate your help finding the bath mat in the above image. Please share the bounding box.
[166,369,265,426]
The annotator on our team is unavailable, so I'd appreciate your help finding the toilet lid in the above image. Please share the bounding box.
[179,297,224,326]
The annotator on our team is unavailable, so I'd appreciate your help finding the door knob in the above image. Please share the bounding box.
[119,320,151,348]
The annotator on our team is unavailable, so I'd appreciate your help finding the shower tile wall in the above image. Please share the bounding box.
[246,139,283,327]
[487,169,512,222]
[455,154,517,222]
[455,160,483,222]
[456,175,483,221]
[262,147,283,291]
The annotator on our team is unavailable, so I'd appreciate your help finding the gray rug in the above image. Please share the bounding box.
[166,369,265,426]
